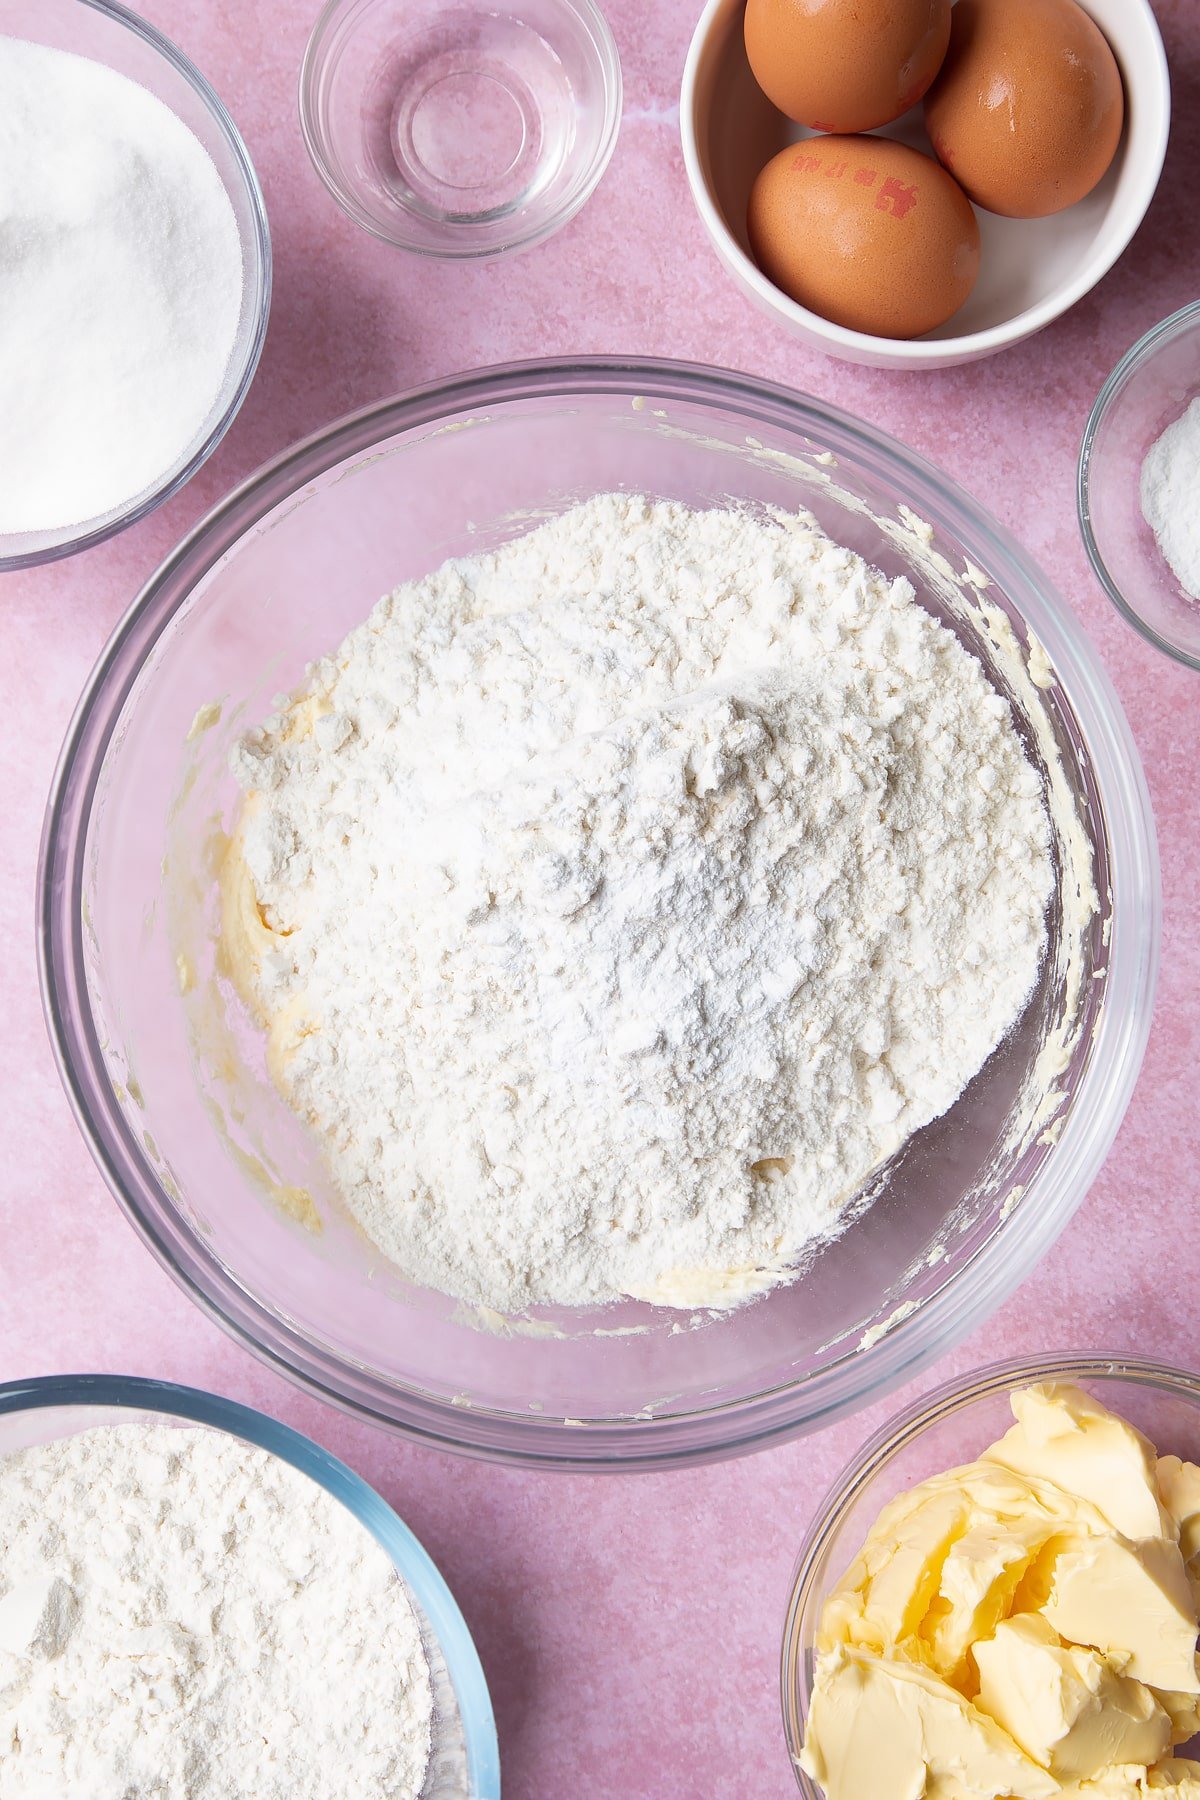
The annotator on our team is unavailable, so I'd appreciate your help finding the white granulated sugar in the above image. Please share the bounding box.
[1141,396,1200,600]
[0,1425,433,1798]
[0,37,243,536]
[229,494,1053,1313]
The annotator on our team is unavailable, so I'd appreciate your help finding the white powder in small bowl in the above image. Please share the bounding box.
[1140,395,1200,601]
[0,1423,433,1799]
[0,36,245,539]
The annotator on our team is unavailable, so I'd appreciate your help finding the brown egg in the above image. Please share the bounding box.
[747,135,980,339]
[923,0,1124,218]
[744,0,951,133]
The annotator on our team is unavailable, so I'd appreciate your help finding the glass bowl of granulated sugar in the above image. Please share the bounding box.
[1080,299,1200,670]
[0,1374,500,1797]
[0,0,270,571]
[40,358,1159,1471]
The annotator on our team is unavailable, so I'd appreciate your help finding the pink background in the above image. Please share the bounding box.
[4,2,1199,1794]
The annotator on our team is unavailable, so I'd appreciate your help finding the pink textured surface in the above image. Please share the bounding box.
[3,3,1199,1795]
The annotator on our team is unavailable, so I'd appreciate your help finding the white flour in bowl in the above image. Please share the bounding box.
[222,494,1053,1313]
[1141,395,1200,600]
[0,1423,432,1798]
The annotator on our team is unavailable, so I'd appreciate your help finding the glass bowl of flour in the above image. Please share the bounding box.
[0,0,271,570]
[1080,299,1200,670]
[0,1374,500,1796]
[40,359,1159,1469]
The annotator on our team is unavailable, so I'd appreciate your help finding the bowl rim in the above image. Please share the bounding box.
[0,0,273,573]
[1078,297,1200,673]
[0,1371,501,1799]
[679,0,1170,367]
[297,0,623,260]
[780,1351,1200,1794]
[37,354,1160,1471]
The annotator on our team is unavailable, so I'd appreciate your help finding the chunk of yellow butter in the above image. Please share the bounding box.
[1054,1769,1150,1798]
[819,1484,972,1657]
[799,1645,1058,1800]
[984,1384,1171,1543]
[921,1520,1050,1689]
[1151,1681,1200,1748]
[1041,1760,1200,1798]
[973,1612,1171,1779]
[818,1464,1106,1664]
[1159,1459,1200,1568]
[1145,1761,1200,1792]
[1041,1532,1200,1692]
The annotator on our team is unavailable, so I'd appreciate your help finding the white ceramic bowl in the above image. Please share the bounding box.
[680,0,1169,371]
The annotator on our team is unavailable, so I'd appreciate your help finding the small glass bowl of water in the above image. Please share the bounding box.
[300,0,621,258]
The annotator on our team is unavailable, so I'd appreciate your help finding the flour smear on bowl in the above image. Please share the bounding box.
[220,494,1053,1313]
[0,1424,432,1798]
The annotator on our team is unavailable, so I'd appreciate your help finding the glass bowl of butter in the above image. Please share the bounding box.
[784,1355,1200,1799]
[39,360,1158,1471]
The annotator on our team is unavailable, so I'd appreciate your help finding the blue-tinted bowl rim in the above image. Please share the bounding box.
[1077,297,1200,673]
[0,1372,500,1798]
[0,0,273,572]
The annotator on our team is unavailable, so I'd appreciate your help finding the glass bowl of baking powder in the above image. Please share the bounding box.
[782,1353,1200,1796]
[1080,299,1200,671]
[0,1373,500,1797]
[39,358,1159,1470]
[0,0,271,570]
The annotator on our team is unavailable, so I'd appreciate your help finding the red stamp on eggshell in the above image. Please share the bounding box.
[875,178,917,219]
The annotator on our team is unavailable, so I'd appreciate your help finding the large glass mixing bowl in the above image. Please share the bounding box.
[39,360,1158,1470]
